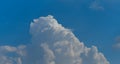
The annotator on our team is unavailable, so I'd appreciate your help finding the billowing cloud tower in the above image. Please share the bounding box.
[0,15,109,64]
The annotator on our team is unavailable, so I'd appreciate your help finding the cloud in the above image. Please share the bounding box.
[113,36,120,49]
[0,15,109,64]
[89,0,104,11]
[113,43,120,49]
[0,45,25,64]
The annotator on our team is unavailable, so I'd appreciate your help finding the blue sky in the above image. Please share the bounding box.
[0,0,120,64]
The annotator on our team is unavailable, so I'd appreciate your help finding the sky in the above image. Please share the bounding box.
[0,0,120,64]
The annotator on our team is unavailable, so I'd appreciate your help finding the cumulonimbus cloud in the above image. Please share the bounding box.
[0,15,109,64]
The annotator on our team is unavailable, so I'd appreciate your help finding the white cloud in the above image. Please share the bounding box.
[0,15,109,64]
[89,0,104,11]
[41,43,55,64]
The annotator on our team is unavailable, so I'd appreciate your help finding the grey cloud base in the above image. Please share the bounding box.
[0,15,109,64]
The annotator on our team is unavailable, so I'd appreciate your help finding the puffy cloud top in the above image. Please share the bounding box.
[0,15,109,64]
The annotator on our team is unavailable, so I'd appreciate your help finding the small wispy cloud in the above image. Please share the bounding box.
[113,36,120,49]
[89,0,104,11]
[113,43,120,49]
